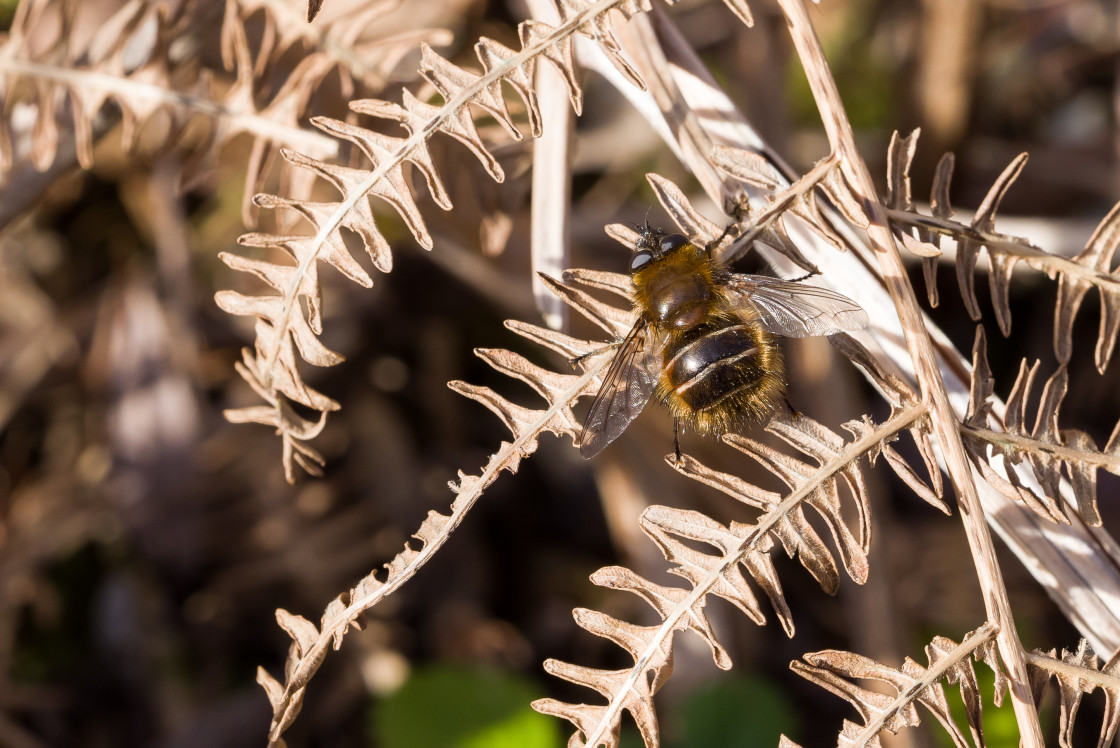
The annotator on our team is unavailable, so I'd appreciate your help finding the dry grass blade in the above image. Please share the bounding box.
[527,0,574,330]
[791,625,1000,748]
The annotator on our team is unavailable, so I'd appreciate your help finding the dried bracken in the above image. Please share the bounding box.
[791,626,1003,748]
[1027,640,1120,748]
[0,0,339,200]
[803,636,1120,748]
[527,333,948,746]
[964,326,1120,526]
[532,403,883,747]
[529,378,948,748]
[251,0,1120,737]
[886,130,1120,373]
[452,195,946,745]
[221,0,446,93]
[255,269,620,745]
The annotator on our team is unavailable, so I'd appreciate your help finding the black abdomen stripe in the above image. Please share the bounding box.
[663,325,765,410]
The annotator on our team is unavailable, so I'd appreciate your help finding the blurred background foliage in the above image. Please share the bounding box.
[0,0,1117,746]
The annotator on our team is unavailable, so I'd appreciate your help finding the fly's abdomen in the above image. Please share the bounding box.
[657,321,785,436]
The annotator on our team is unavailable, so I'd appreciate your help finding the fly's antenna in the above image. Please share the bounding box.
[640,207,662,252]
[627,220,648,251]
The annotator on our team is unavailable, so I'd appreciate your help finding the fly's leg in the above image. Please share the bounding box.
[785,271,819,283]
[707,222,737,251]
[784,397,802,418]
[569,341,621,369]
[672,418,681,462]
[705,194,752,252]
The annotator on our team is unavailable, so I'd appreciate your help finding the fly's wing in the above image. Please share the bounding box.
[579,321,661,459]
[728,275,869,338]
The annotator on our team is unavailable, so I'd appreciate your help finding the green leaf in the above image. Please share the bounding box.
[372,665,561,748]
[673,675,798,748]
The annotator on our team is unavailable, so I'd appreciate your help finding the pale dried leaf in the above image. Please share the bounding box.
[885,129,918,211]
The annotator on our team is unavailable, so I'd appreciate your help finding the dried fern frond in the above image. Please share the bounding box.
[533,395,947,748]
[257,153,863,745]
[885,130,1120,373]
[513,287,929,746]
[668,413,874,601]
[533,432,863,747]
[964,327,1120,526]
[1026,640,1120,748]
[217,0,775,481]
[0,0,338,215]
[444,166,894,745]
[791,625,1002,748]
[257,265,625,746]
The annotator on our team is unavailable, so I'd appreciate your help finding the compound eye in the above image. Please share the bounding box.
[629,249,654,272]
[659,233,690,253]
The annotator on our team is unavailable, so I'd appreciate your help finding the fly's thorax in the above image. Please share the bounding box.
[631,242,720,330]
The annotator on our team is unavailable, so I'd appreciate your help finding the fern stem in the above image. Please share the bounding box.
[963,424,1120,473]
[774,1,1046,745]
[888,207,1120,291]
[1025,651,1120,691]
[334,368,602,611]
